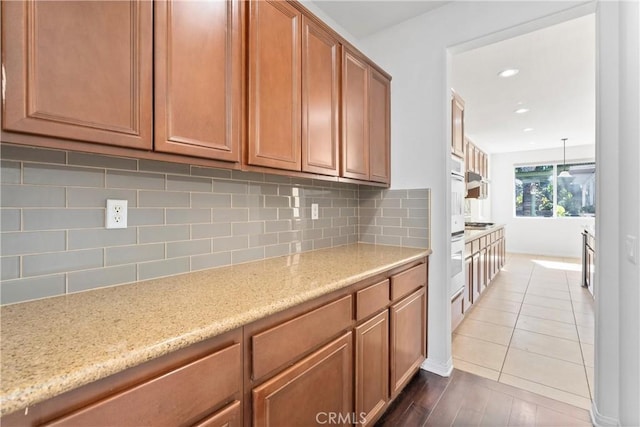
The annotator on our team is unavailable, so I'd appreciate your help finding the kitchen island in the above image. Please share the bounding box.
[1,243,430,426]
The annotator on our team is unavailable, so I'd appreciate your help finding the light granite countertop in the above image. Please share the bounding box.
[0,243,430,416]
[464,224,505,242]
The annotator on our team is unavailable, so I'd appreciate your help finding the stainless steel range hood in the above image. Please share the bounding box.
[466,171,489,199]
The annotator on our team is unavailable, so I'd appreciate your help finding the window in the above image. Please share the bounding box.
[514,162,595,218]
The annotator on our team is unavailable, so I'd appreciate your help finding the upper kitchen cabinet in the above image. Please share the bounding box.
[154,0,241,162]
[451,91,465,159]
[301,17,340,176]
[2,0,153,149]
[368,68,391,185]
[342,49,369,181]
[342,48,391,184]
[248,2,341,176]
[248,0,302,171]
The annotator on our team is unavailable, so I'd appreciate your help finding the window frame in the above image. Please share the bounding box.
[513,159,596,219]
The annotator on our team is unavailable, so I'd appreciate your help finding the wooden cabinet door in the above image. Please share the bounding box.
[301,17,340,176]
[355,311,389,427]
[390,287,426,397]
[342,49,369,180]
[465,256,473,308]
[369,68,391,184]
[451,93,464,159]
[478,248,487,294]
[154,0,241,162]
[248,0,302,171]
[2,1,152,149]
[253,332,353,427]
[471,253,480,303]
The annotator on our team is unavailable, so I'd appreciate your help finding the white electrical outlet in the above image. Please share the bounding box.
[106,199,128,229]
[311,203,319,220]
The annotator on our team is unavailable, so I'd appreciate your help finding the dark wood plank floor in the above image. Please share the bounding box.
[376,369,592,426]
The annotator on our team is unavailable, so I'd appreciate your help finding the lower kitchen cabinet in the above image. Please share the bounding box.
[2,258,429,427]
[355,311,389,427]
[390,287,427,397]
[459,228,506,323]
[1,329,244,427]
[252,332,353,427]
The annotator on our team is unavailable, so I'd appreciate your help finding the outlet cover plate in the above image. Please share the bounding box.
[106,199,128,229]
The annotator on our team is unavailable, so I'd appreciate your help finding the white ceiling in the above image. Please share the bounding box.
[311,1,448,39]
[452,14,596,154]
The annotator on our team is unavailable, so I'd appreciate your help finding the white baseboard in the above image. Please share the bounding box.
[420,357,453,377]
[590,401,619,427]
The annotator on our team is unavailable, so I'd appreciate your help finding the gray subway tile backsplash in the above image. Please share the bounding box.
[1,230,66,256]
[67,188,138,208]
[2,185,66,207]
[139,225,190,244]
[1,209,21,232]
[139,191,190,208]
[1,274,66,305]
[23,209,104,230]
[22,249,103,277]
[0,144,430,304]
[68,228,137,250]
[68,265,137,293]
[138,257,190,281]
[1,256,20,280]
[1,160,21,184]
[23,163,105,188]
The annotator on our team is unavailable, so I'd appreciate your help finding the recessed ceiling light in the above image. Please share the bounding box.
[498,68,519,78]
[523,128,534,132]
[514,108,530,114]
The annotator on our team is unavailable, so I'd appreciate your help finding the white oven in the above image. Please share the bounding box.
[450,231,465,298]
[451,156,466,235]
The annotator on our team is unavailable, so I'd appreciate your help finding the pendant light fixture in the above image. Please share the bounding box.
[558,138,572,178]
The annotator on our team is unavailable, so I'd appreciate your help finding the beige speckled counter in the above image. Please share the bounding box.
[0,243,430,416]
[464,224,505,242]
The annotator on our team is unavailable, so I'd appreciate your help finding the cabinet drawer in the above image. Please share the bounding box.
[356,279,390,321]
[45,343,241,426]
[465,242,472,255]
[480,236,487,247]
[252,295,353,380]
[390,263,427,301]
[471,239,480,254]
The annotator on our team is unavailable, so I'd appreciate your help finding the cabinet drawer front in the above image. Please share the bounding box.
[390,263,427,301]
[252,295,353,380]
[465,242,472,255]
[45,343,241,426]
[471,239,480,254]
[356,279,390,321]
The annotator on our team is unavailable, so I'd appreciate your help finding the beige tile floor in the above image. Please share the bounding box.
[453,253,595,410]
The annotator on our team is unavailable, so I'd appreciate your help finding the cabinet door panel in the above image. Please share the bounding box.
[451,93,464,158]
[301,17,339,176]
[341,49,369,180]
[2,1,152,149]
[253,332,353,427]
[194,400,241,427]
[390,287,426,397]
[355,311,389,427]
[154,0,241,162]
[369,68,390,184]
[248,0,301,171]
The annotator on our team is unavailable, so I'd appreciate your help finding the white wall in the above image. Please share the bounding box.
[491,145,596,258]
[613,1,640,425]
[359,0,591,377]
